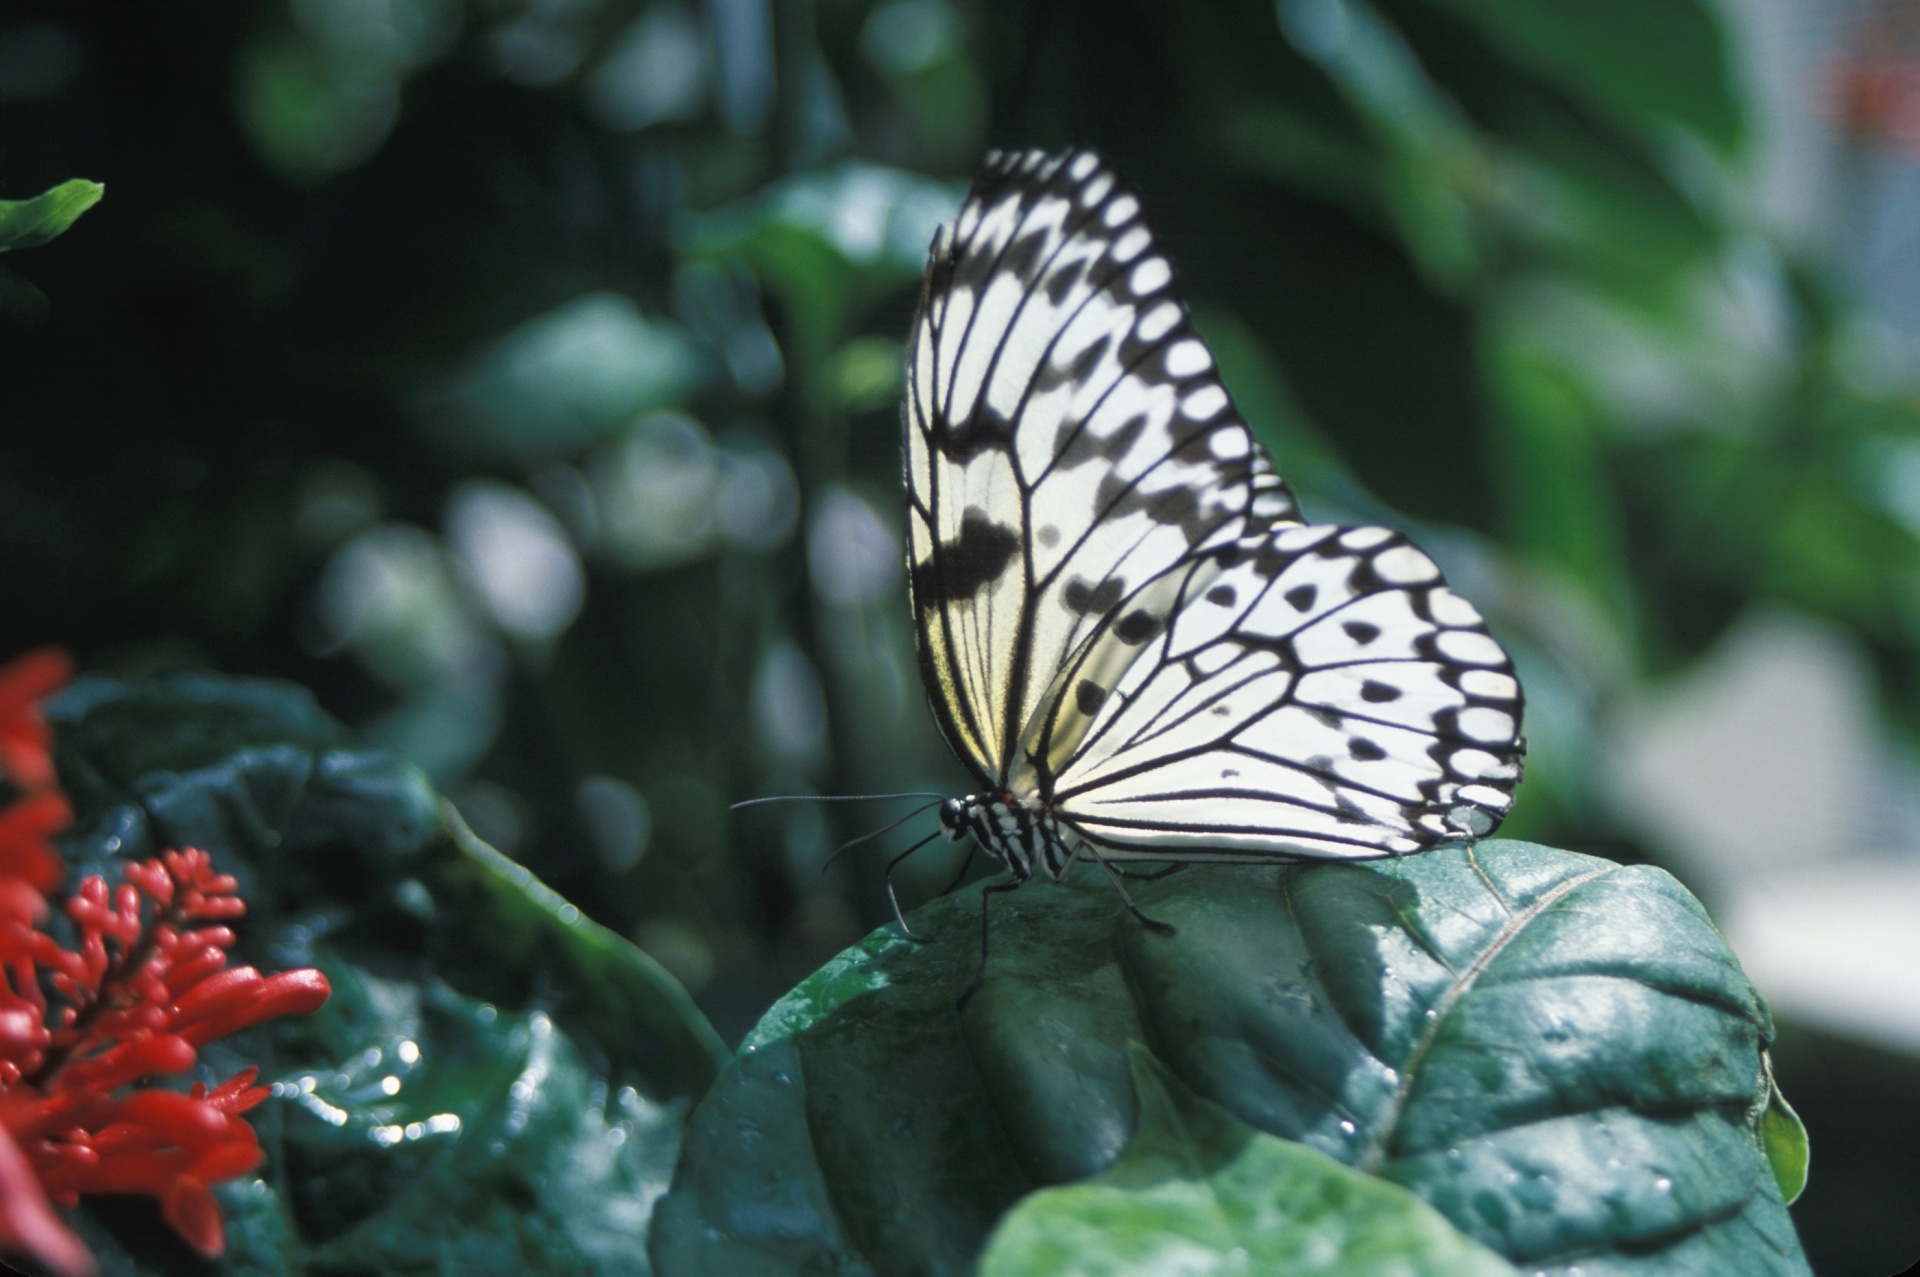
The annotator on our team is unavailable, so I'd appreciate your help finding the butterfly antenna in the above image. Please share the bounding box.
[883,830,943,941]
[818,800,943,876]
[730,791,945,811]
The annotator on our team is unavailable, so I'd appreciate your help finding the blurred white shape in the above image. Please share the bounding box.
[1608,610,1878,890]
[591,415,796,566]
[706,0,772,134]
[490,15,584,85]
[859,0,957,76]
[1723,859,1920,1054]
[713,446,798,552]
[585,3,707,130]
[577,775,652,873]
[807,485,900,610]
[766,163,962,271]
[445,480,584,642]
[455,293,703,459]
[1716,0,1843,251]
[316,524,491,685]
[315,523,508,779]
[752,641,829,774]
[592,411,718,568]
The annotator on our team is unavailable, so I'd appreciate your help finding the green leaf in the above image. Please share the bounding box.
[48,674,727,1274]
[652,843,1811,1277]
[283,964,688,1274]
[980,1044,1519,1276]
[50,672,348,808]
[0,179,103,253]
[1430,0,1742,154]
[441,293,707,462]
[1759,1056,1809,1206]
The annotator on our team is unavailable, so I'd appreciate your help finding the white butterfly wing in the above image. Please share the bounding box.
[905,149,1297,785]
[1047,523,1525,858]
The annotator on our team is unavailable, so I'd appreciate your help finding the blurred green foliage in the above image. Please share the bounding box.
[5,0,1920,1270]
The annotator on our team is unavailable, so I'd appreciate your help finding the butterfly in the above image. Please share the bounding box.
[900,147,1524,993]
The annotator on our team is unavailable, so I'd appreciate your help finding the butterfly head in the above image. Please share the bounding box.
[938,797,974,842]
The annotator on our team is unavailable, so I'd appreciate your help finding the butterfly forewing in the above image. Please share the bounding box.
[906,149,1297,785]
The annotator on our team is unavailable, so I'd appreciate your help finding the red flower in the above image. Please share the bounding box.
[0,649,72,796]
[0,651,332,1274]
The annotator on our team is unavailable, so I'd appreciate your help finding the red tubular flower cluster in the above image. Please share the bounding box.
[0,649,331,1275]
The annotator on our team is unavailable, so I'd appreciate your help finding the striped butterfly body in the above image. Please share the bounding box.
[904,148,1524,969]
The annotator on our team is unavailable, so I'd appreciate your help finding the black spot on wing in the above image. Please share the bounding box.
[1349,737,1386,761]
[1001,229,1048,285]
[1076,680,1106,715]
[1360,680,1401,704]
[1064,576,1125,614]
[1285,585,1317,612]
[934,401,1014,464]
[912,508,1020,603]
[1343,621,1380,645]
[1045,257,1087,305]
[1114,609,1161,644]
[1206,585,1237,607]
[1054,402,1141,470]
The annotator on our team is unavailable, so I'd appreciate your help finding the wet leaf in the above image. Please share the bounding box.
[653,842,1811,1277]
[979,1045,1518,1277]
[47,675,726,1274]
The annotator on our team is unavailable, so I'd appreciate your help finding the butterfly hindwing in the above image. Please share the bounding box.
[1047,523,1525,859]
[906,149,1296,784]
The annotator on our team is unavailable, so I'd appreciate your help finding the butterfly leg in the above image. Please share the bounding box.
[935,844,979,898]
[955,880,1023,1012]
[1087,850,1177,936]
[1112,863,1188,882]
[884,831,942,942]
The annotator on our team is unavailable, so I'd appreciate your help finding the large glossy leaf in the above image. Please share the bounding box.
[980,1046,1519,1276]
[652,842,1810,1276]
[45,675,727,1274]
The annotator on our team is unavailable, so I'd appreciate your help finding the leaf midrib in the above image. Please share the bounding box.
[1355,864,1611,1174]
